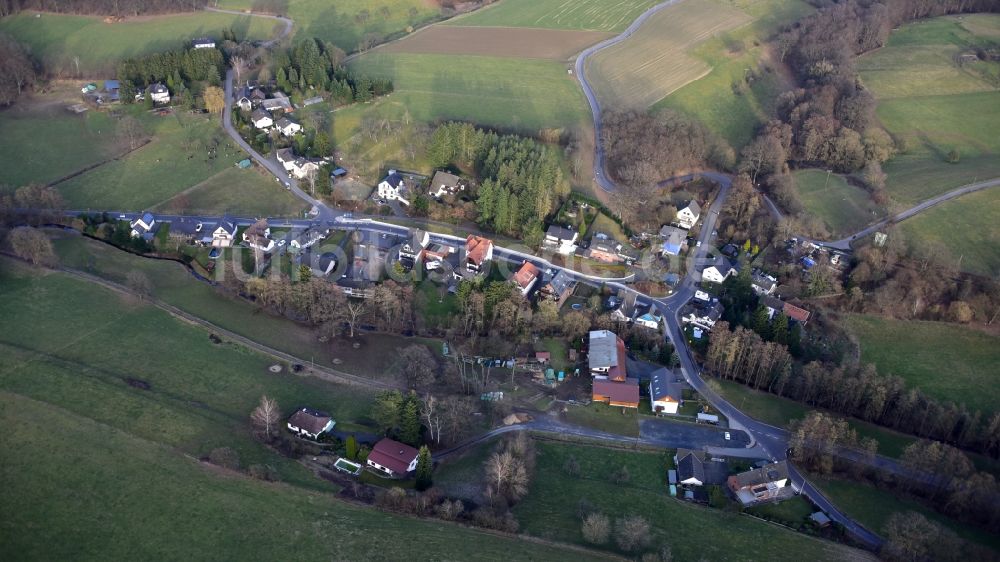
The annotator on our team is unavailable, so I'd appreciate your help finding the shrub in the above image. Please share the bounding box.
[615,515,651,552]
[207,447,241,470]
[582,512,611,545]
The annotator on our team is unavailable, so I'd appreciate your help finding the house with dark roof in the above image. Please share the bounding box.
[243,218,273,252]
[544,225,579,255]
[367,438,420,478]
[399,228,429,267]
[149,83,170,104]
[428,170,465,198]
[377,169,409,205]
[675,449,706,486]
[677,200,701,229]
[751,270,778,295]
[275,116,302,137]
[203,217,237,248]
[681,301,724,331]
[539,269,576,305]
[728,461,791,506]
[649,368,683,414]
[659,225,687,256]
[513,261,541,296]
[251,108,273,129]
[286,407,335,440]
[760,295,811,325]
[702,258,739,284]
[130,212,157,239]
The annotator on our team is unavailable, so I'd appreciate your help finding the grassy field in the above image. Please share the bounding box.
[899,188,1000,277]
[153,166,309,217]
[846,315,1000,414]
[447,0,660,32]
[0,11,275,76]
[793,169,884,237]
[0,103,121,188]
[513,440,865,560]
[382,25,611,60]
[0,394,605,560]
[216,0,440,51]
[563,402,640,437]
[56,110,244,210]
[816,477,1000,551]
[586,0,751,110]
[858,15,1000,204]
[347,53,590,132]
[653,0,813,149]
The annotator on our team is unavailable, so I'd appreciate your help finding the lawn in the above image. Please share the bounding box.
[0,103,121,188]
[586,0,752,110]
[857,15,1000,204]
[746,495,816,527]
[347,53,590,132]
[653,0,814,149]
[153,166,310,217]
[56,110,245,211]
[815,477,1000,551]
[0,393,608,561]
[899,188,1000,277]
[447,0,660,32]
[434,440,495,501]
[513,440,864,560]
[0,259,372,485]
[563,402,640,437]
[846,314,1000,414]
[216,0,440,51]
[0,11,276,76]
[792,169,884,237]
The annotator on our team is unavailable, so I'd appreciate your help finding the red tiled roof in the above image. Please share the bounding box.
[513,261,540,290]
[783,302,811,323]
[368,438,419,475]
[608,336,628,382]
[466,235,493,266]
[593,378,640,405]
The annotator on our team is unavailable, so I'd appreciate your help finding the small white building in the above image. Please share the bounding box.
[649,368,682,415]
[286,407,335,440]
[377,170,409,205]
[251,108,273,129]
[192,37,216,49]
[129,212,156,238]
[676,201,701,230]
[702,258,738,284]
[149,83,170,104]
[275,116,302,137]
[206,218,237,248]
[544,225,579,255]
[288,157,320,180]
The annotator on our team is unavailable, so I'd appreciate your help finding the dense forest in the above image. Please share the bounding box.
[0,0,207,17]
[116,47,225,104]
[426,122,570,239]
[271,39,393,106]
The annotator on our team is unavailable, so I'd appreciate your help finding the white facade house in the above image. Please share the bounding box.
[149,83,170,104]
[289,158,320,179]
[275,117,302,137]
[130,212,156,238]
[751,270,778,295]
[243,219,274,253]
[367,438,420,478]
[649,368,682,415]
[286,407,335,440]
[208,218,238,248]
[276,148,296,171]
[428,170,465,198]
[377,170,409,205]
[702,259,738,284]
[634,311,662,331]
[251,108,273,129]
[544,225,579,255]
[676,201,701,230]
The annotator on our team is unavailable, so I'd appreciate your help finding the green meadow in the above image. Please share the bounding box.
[448,0,660,32]
[793,169,884,237]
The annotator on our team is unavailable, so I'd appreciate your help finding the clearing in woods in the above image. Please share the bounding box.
[792,169,885,238]
[0,11,275,76]
[857,15,1000,204]
[446,0,661,32]
[899,188,1000,277]
[380,26,613,60]
[586,0,752,110]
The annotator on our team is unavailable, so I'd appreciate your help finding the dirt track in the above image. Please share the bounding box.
[381,26,613,60]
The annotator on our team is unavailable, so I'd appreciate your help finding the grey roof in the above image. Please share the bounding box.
[276,147,295,163]
[682,200,701,216]
[751,271,777,290]
[544,269,575,295]
[588,330,619,370]
[149,83,168,94]
[385,172,403,188]
[546,225,577,241]
[287,407,332,435]
[676,449,706,483]
[659,225,687,240]
[731,461,789,489]
[431,170,461,189]
[275,116,298,128]
[167,217,202,236]
[215,216,237,235]
[251,108,271,122]
[410,229,428,249]
[760,295,785,311]
[649,368,682,402]
[705,302,724,322]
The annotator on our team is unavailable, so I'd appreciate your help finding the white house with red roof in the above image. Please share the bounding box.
[366,438,420,478]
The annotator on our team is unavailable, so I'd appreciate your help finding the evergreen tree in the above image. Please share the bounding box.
[276,67,288,91]
[398,393,422,446]
[414,445,433,491]
[753,305,771,340]
[345,435,359,460]
[772,313,790,345]
[789,322,803,357]
[287,67,299,89]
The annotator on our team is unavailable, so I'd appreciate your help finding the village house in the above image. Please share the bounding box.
[275,116,302,137]
[377,170,409,205]
[251,108,273,129]
[760,295,812,325]
[243,218,274,253]
[399,229,430,267]
[261,92,293,112]
[682,301,724,331]
[675,449,707,486]
[129,212,157,240]
[659,225,688,256]
[589,330,639,408]
[513,261,541,296]
[751,269,778,295]
[728,461,791,506]
[276,147,296,171]
[192,37,216,49]
[649,368,683,415]
[288,157,321,180]
[702,258,739,284]
[149,83,170,104]
[423,243,454,270]
[286,407,335,440]
[203,217,237,248]
[464,235,493,274]
[289,227,328,251]
[676,200,701,230]
[633,305,662,331]
[428,170,465,198]
[165,217,204,242]
[250,87,267,106]
[543,225,579,255]
[587,239,623,264]
[539,269,576,305]
[367,438,420,478]
[236,94,252,111]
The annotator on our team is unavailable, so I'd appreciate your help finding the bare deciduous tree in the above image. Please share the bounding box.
[7,227,57,267]
[126,270,153,300]
[250,394,281,439]
[582,512,611,544]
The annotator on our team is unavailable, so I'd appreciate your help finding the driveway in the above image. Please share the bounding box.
[639,418,751,449]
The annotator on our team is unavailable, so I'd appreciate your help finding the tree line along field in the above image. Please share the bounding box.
[214,0,440,51]
[446,0,660,32]
[846,314,1000,415]
[651,0,814,150]
[0,263,609,561]
[857,14,1000,205]
[0,10,276,76]
[346,52,590,133]
[585,0,752,111]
